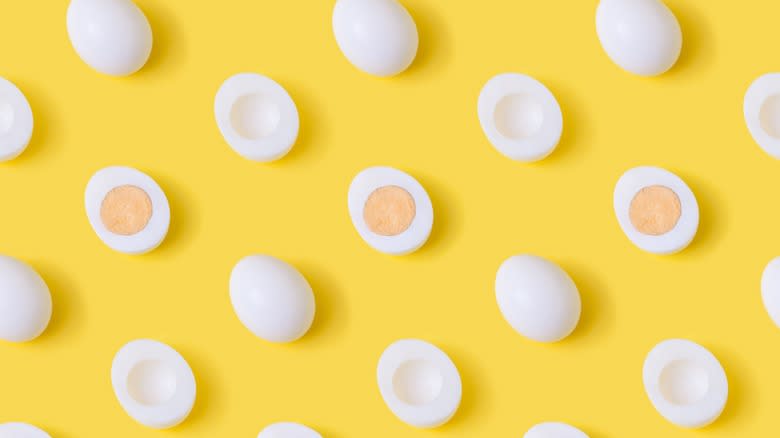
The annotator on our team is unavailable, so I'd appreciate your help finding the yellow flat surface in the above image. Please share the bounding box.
[1,0,778,436]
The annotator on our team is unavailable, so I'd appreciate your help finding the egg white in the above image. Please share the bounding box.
[0,76,33,161]
[258,422,322,438]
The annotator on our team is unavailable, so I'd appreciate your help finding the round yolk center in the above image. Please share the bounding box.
[629,185,681,236]
[363,186,416,236]
[100,185,153,236]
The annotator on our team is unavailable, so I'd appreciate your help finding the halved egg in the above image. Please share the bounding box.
[614,166,698,254]
[744,73,780,158]
[66,0,153,76]
[348,166,433,255]
[596,0,682,76]
[760,257,780,329]
[478,73,563,162]
[643,339,728,428]
[0,77,33,161]
[0,255,51,343]
[111,339,196,429]
[377,339,461,428]
[214,73,299,162]
[258,422,322,438]
[85,166,170,254]
[0,423,51,438]
[524,422,589,438]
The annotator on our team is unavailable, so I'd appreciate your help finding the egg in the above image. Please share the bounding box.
[596,0,682,76]
[613,166,699,254]
[478,73,563,162]
[0,423,51,438]
[524,422,589,438]
[0,76,33,161]
[744,73,780,158]
[229,255,315,343]
[643,339,728,428]
[84,166,170,255]
[377,339,461,428]
[332,0,418,76]
[760,257,780,329]
[66,0,153,76]
[214,73,299,162]
[111,339,196,429]
[348,166,433,255]
[258,422,322,438]
[495,255,581,343]
[0,255,51,343]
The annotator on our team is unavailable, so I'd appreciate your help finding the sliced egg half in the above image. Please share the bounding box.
[614,166,698,254]
[377,339,462,428]
[85,166,170,254]
[643,339,728,428]
[524,422,589,438]
[0,423,51,438]
[0,77,33,161]
[111,339,196,429]
[258,422,322,438]
[744,73,780,158]
[348,166,433,255]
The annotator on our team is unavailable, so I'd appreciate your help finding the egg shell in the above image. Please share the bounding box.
[524,422,589,438]
[258,422,322,438]
[0,255,51,343]
[0,76,33,161]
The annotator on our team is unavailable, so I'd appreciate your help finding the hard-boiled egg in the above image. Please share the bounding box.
[596,0,682,76]
[643,339,728,428]
[84,166,170,255]
[0,77,33,161]
[524,422,589,438]
[66,0,152,76]
[111,339,196,429]
[478,73,563,162]
[495,255,581,343]
[229,255,315,343]
[614,166,698,254]
[0,423,51,438]
[258,422,322,438]
[214,73,299,162]
[0,255,51,343]
[761,257,780,329]
[377,339,461,428]
[744,73,780,158]
[332,0,418,76]
[348,166,433,255]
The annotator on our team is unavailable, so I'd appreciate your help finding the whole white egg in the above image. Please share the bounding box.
[596,0,682,76]
[66,0,153,76]
[229,255,315,343]
[495,254,581,343]
[0,255,52,342]
[332,0,418,76]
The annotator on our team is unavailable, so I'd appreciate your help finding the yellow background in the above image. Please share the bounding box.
[0,0,778,436]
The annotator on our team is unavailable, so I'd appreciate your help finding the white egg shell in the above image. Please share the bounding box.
[596,0,682,76]
[744,73,780,159]
[495,255,581,343]
[613,166,699,255]
[524,422,589,438]
[332,0,418,76]
[377,339,462,428]
[0,77,33,161]
[230,255,315,343]
[0,256,51,343]
[258,422,322,438]
[643,339,728,428]
[111,339,196,429]
[0,423,51,438]
[761,257,780,328]
[214,73,299,162]
[84,166,170,255]
[477,73,563,162]
[67,0,153,76]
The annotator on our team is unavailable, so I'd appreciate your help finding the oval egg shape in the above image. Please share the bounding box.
[0,423,52,438]
[258,422,322,438]
[524,422,589,438]
[0,255,52,343]
[0,76,33,161]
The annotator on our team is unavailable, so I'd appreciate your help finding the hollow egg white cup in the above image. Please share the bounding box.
[0,76,33,161]
[744,73,780,159]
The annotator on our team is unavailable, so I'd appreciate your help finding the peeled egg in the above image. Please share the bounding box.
[0,423,51,438]
[348,166,433,255]
[596,0,682,76]
[760,257,780,329]
[614,166,698,254]
[258,422,322,438]
[478,73,563,162]
[377,339,462,428]
[643,339,728,428]
[66,0,153,76]
[0,255,51,343]
[332,0,418,76]
[524,422,589,438]
[0,76,33,161]
[495,255,581,343]
[229,255,315,343]
[84,166,170,255]
[744,73,780,158]
[111,339,196,429]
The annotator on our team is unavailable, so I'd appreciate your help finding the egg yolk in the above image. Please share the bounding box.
[363,185,416,236]
[100,185,153,236]
[629,185,681,236]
